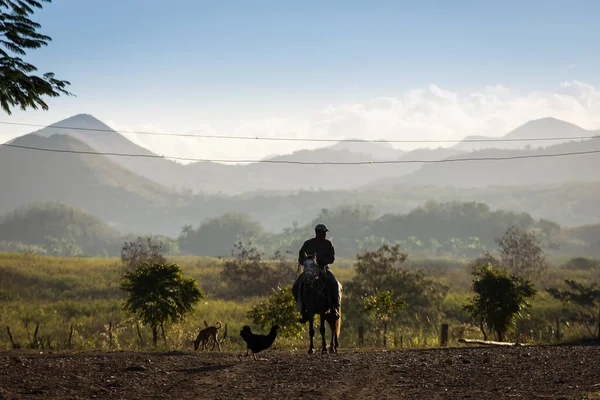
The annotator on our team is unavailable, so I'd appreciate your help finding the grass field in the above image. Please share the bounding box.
[0,252,598,352]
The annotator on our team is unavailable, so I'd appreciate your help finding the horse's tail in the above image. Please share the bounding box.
[336,282,343,338]
[216,321,222,330]
[335,303,342,338]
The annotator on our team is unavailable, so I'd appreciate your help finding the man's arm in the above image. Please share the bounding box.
[298,241,307,264]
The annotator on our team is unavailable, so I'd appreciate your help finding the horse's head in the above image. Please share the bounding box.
[302,252,318,276]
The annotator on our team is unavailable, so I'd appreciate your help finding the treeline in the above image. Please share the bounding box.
[0,200,589,259]
[0,202,179,257]
[178,201,563,259]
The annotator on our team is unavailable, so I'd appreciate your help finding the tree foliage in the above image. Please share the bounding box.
[219,241,296,299]
[547,280,600,338]
[464,263,537,342]
[345,244,448,329]
[120,262,202,346]
[495,225,549,279]
[121,236,168,272]
[178,212,264,257]
[0,202,122,256]
[0,0,72,114]
[361,288,407,347]
[246,285,303,339]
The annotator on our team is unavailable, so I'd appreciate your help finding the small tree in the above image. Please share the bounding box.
[121,236,168,272]
[361,288,407,347]
[495,225,549,279]
[547,280,600,339]
[220,241,295,299]
[464,263,536,342]
[120,262,203,346]
[1,0,72,114]
[247,286,302,339]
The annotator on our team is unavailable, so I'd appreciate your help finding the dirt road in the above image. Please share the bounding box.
[1,345,599,399]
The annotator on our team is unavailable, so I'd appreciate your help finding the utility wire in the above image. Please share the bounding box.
[2,142,600,165]
[1,121,599,144]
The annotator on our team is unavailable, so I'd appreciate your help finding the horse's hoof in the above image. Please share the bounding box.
[308,349,313,354]
[321,348,328,354]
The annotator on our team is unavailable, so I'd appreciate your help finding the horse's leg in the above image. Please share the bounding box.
[328,319,336,353]
[308,316,315,354]
[320,315,327,354]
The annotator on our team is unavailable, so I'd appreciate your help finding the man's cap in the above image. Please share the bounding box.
[315,223,329,232]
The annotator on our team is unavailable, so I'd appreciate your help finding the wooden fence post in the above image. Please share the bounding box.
[358,326,364,346]
[441,323,449,347]
[68,324,73,349]
[108,321,113,349]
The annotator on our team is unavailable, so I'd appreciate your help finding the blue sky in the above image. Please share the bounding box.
[3,0,600,159]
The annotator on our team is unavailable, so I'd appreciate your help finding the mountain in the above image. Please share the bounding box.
[452,117,593,152]
[397,138,600,187]
[28,114,194,192]
[0,133,190,233]
[0,202,124,256]
[327,140,403,159]
[19,114,413,194]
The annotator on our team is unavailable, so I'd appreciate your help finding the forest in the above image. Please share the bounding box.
[1,200,596,260]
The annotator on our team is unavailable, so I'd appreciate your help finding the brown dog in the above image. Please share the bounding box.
[193,321,222,351]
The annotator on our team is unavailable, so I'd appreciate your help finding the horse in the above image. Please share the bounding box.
[299,253,342,354]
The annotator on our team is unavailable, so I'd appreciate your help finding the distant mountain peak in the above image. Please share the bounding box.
[505,117,585,139]
[48,113,113,132]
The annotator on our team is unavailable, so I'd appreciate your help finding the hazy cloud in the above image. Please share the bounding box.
[99,81,600,162]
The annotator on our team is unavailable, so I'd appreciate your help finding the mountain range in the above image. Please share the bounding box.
[1,114,600,235]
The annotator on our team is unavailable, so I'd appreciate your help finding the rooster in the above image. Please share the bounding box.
[240,325,280,360]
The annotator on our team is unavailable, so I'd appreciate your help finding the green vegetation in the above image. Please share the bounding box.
[464,263,537,341]
[247,286,303,340]
[0,246,599,351]
[5,200,598,262]
[0,0,72,115]
[361,289,407,347]
[121,262,203,346]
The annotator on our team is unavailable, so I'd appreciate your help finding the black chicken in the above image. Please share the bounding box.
[240,325,280,360]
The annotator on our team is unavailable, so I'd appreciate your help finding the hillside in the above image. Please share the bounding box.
[0,133,189,233]
[327,139,403,159]
[28,114,194,192]
[452,117,594,152]
[12,114,469,194]
[0,202,123,256]
[397,138,600,187]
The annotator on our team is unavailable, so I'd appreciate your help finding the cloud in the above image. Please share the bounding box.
[108,81,600,163]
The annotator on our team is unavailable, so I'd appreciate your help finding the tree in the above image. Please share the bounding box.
[246,286,302,339]
[1,0,72,114]
[43,235,82,257]
[495,225,549,279]
[178,213,264,256]
[464,263,536,342]
[547,280,600,339]
[120,262,203,346]
[220,241,296,299]
[346,244,447,329]
[121,236,168,272]
[361,288,407,347]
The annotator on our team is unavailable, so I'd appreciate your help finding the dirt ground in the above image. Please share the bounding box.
[1,344,599,400]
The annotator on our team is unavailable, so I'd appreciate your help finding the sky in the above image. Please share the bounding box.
[2,0,600,160]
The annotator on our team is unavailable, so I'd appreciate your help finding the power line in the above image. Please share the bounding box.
[1,120,599,144]
[2,142,600,165]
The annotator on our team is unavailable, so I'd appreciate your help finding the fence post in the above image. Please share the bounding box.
[358,326,364,346]
[109,321,113,349]
[440,323,449,347]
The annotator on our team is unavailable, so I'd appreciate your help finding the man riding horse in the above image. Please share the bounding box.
[292,223,341,323]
